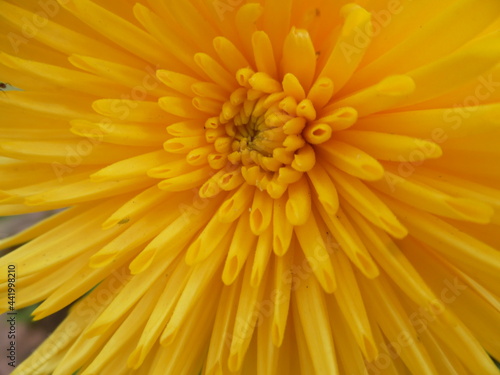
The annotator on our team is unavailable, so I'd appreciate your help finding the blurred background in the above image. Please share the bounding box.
[0,212,67,375]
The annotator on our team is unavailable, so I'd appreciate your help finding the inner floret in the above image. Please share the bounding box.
[199,68,333,199]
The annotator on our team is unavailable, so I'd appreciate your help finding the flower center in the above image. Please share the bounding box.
[201,68,333,199]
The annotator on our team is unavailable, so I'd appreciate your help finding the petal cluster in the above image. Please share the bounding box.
[0,1,499,375]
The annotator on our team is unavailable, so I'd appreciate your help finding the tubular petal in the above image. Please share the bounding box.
[223,211,257,285]
[294,213,337,294]
[347,0,500,92]
[385,197,500,288]
[60,0,170,66]
[228,257,268,372]
[159,96,206,119]
[92,99,173,122]
[0,1,142,66]
[90,151,170,182]
[252,31,278,78]
[160,235,230,346]
[354,103,500,139]
[360,274,440,374]
[369,170,494,224]
[319,4,372,93]
[306,163,339,217]
[262,0,292,62]
[334,130,443,161]
[156,69,198,97]
[1,52,124,98]
[403,238,500,363]
[294,271,339,375]
[285,176,311,226]
[314,202,379,279]
[129,193,224,275]
[68,54,170,98]
[0,205,86,250]
[185,216,234,265]
[194,53,237,92]
[326,166,408,239]
[345,204,452,322]
[271,248,293,347]
[281,28,316,90]
[133,3,201,74]
[205,277,242,375]
[126,261,191,370]
[318,139,385,181]
[327,296,367,375]
[250,225,273,287]
[71,120,166,147]
[330,75,416,117]
[400,30,500,108]
[57,268,164,373]
[307,77,334,109]
[157,166,212,192]
[331,250,378,361]
[213,36,251,75]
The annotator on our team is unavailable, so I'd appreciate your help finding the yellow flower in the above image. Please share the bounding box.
[1,0,500,374]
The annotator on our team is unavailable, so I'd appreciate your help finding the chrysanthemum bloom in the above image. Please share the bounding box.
[1,0,500,374]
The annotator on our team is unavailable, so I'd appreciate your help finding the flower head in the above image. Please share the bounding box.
[1,0,500,374]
